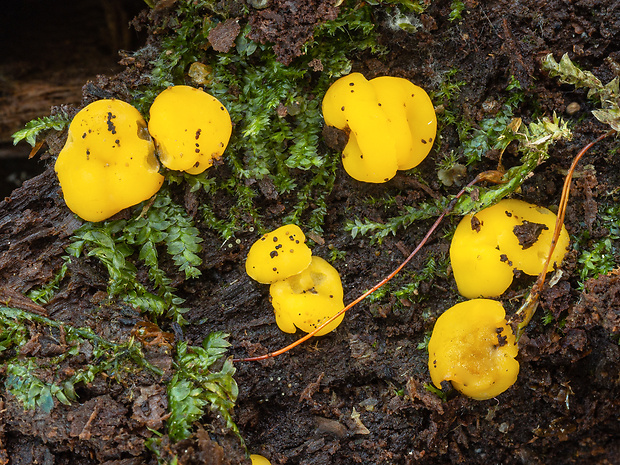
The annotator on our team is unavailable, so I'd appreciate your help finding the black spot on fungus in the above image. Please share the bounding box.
[289,236,295,241]
[261,237,266,241]
[429,137,433,142]
[341,106,345,111]
[220,106,225,111]
[470,216,482,232]
[295,240,300,244]
[499,254,513,266]
[195,143,199,147]
[275,244,282,249]
[378,103,382,106]
[384,178,389,182]
[273,267,277,271]
[115,139,120,146]
[82,132,87,139]
[290,249,294,253]
[193,162,200,168]
[86,150,90,160]
[505,210,512,217]
[360,154,364,159]
[329,295,333,298]
[195,148,200,153]
[273,236,278,242]
[106,112,117,134]
[495,327,508,346]
[195,129,201,139]
[421,139,427,144]
[514,220,549,249]
[350,90,354,93]
[270,251,278,258]
[349,82,354,86]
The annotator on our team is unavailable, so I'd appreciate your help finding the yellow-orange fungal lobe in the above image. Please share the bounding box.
[450,199,570,298]
[428,299,519,400]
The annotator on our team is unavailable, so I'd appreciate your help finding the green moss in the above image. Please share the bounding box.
[167,333,240,443]
[11,112,70,147]
[66,186,202,325]
[128,1,383,237]
[575,203,620,289]
[542,53,620,131]
[1,305,163,413]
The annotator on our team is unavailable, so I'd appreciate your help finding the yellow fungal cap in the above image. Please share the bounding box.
[250,455,272,465]
[428,299,519,400]
[148,85,232,174]
[322,72,436,183]
[54,99,164,222]
[450,199,570,299]
[270,256,345,336]
[370,76,436,170]
[245,224,312,284]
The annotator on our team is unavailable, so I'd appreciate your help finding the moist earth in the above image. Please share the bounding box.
[1,0,620,464]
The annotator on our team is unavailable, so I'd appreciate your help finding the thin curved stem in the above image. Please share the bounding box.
[512,129,614,339]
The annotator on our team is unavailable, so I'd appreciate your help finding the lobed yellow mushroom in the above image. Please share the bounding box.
[148,85,232,175]
[322,72,436,183]
[428,299,520,400]
[245,224,312,284]
[54,99,164,222]
[250,454,272,465]
[450,199,570,299]
[270,256,345,336]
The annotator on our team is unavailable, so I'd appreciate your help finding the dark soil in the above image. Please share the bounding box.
[2,1,620,464]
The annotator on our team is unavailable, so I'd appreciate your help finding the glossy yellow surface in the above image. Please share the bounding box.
[148,85,232,174]
[450,199,570,298]
[245,224,312,284]
[270,256,344,335]
[322,72,436,183]
[250,454,272,465]
[428,299,519,400]
[55,99,163,222]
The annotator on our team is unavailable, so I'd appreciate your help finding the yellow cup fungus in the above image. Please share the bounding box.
[450,199,570,299]
[250,454,272,465]
[428,299,519,400]
[245,224,312,284]
[270,256,345,336]
[322,72,436,183]
[54,99,164,222]
[245,225,345,336]
[148,85,232,175]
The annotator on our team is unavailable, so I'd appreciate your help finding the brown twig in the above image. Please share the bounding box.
[512,129,615,339]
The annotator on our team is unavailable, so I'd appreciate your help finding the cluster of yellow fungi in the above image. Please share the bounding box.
[428,199,570,400]
[54,85,231,222]
[322,72,436,183]
[245,224,345,336]
[55,73,573,404]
